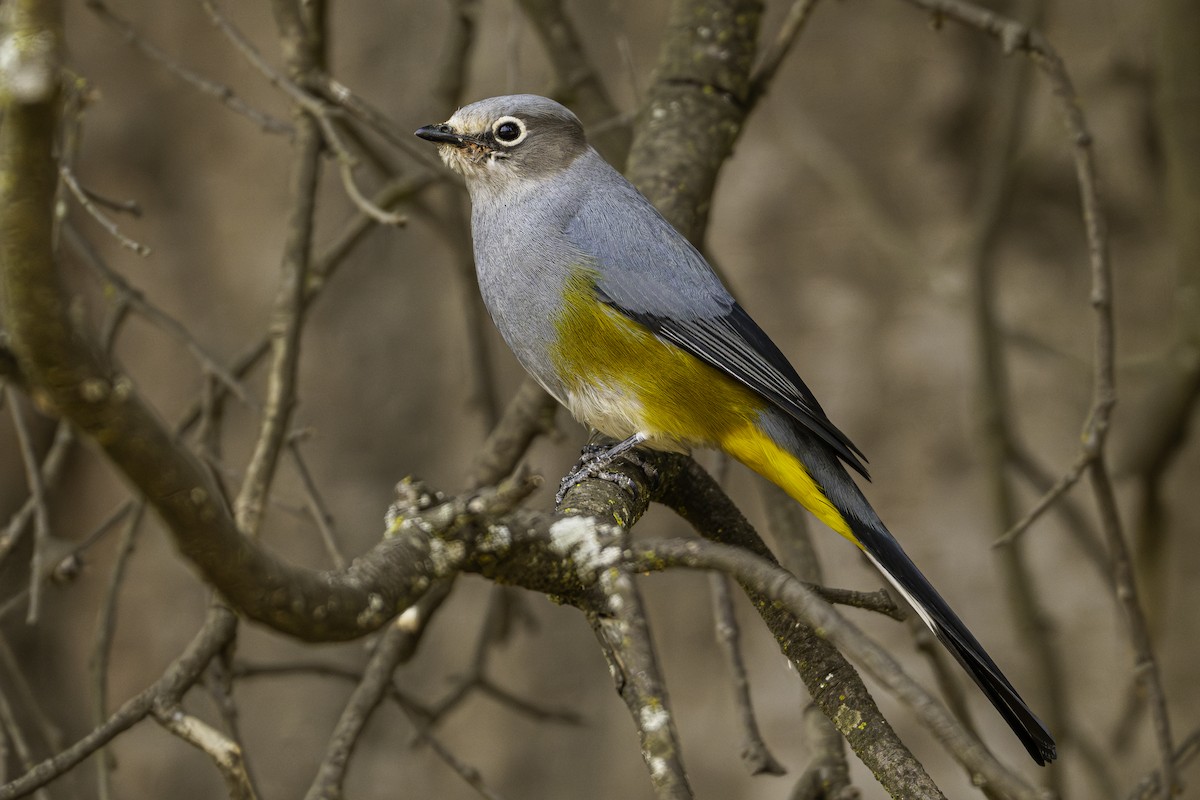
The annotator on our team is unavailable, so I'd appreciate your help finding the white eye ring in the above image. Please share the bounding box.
[491,116,528,146]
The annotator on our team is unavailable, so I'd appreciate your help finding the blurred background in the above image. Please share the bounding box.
[1,0,1196,798]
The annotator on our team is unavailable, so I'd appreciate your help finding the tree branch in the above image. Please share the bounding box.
[894,0,1176,790]
[627,0,763,243]
[233,0,327,536]
[516,0,631,163]
[0,608,237,800]
[303,582,455,800]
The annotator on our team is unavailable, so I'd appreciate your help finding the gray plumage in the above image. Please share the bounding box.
[415,94,1056,765]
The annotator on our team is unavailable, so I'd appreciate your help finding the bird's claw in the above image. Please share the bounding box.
[554,442,655,507]
[555,465,638,507]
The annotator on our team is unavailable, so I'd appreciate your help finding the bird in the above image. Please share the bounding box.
[415,94,1056,766]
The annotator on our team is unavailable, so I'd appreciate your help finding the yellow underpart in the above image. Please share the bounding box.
[721,425,853,540]
[551,270,855,543]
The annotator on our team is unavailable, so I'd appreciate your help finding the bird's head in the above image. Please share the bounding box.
[415,94,588,191]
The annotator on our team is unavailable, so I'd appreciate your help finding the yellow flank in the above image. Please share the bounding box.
[551,269,856,544]
[721,425,853,540]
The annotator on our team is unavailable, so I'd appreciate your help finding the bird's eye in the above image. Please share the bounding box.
[491,116,527,146]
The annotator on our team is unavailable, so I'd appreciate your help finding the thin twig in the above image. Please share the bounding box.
[0,676,52,800]
[474,679,582,726]
[89,502,144,800]
[465,377,558,491]
[321,121,408,226]
[425,0,501,431]
[709,572,786,776]
[0,608,238,800]
[286,435,346,569]
[958,4,1068,792]
[780,120,924,270]
[0,422,73,567]
[426,589,518,723]
[199,1,313,110]
[79,185,142,217]
[59,166,151,255]
[815,585,905,620]
[908,620,984,764]
[403,705,508,800]
[1125,726,1200,800]
[0,634,62,757]
[84,0,292,135]
[200,0,406,225]
[231,0,325,537]
[153,704,257,800]
[1090,463,1177,794]
[65,225,254,406]
[316,74,449,173]
[302,582,454,800]
[408,173,501,427]
[1005,440,1107,576]
[516,0,631,163]
[992,451,1087,547]
[201,644,257,797]
[0,501,135,622]
[7,388,52,624]
[749,0,822,105]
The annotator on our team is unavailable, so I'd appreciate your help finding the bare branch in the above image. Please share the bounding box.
[994,451,1087,547]
[709,572,786,776]
[60,167,151,256]
[6,389,53,623]
[231,0,326,536]
[893,0,1175,788]
[84,0,292,134]
[516,0,631,163]
[473,679,582,726]
[424,590,516,723]
[64,225,254,407]
[0,673,52,800]
[287,434,346,568]
[154,704,257,800]
[0,500,132,623]
[0,608,237,800]
[749,0,822,106]
[200,0,405,227]
[1125,726,1200,800]
[315,74,448,173]
[303,582,454,800]
[630,537,1047,800]
[404,713,508,800]
[465,378,558,491]
[89,502,144,800]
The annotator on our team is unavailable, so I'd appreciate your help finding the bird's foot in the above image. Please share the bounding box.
[555,437,654,507]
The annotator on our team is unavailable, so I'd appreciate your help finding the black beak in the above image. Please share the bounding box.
[415,123,467,146]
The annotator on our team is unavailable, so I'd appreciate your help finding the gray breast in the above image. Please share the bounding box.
[468,177,587,403]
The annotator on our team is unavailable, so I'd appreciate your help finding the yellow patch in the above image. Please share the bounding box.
[551,270,855,543]
[721,425,854,542]
[550,270,761,448]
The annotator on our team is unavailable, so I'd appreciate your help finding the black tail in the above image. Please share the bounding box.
[851,518,1058,765]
